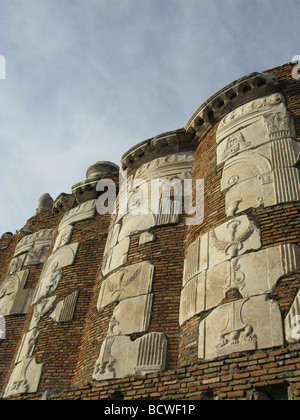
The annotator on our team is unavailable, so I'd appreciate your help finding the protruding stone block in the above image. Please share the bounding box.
[93,332,167,381]
[198,295,283,360]
[98,261,154,309]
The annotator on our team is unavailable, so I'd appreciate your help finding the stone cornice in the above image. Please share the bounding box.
[185,72,279,139]
[121,129,194,173]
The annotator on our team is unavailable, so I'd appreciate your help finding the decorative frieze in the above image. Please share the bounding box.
[14,229,55,258]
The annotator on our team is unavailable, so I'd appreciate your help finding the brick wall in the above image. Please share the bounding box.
[1,63,299,400]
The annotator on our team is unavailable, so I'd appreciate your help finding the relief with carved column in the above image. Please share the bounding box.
[93,152,194,381]
[180,90,300,362]
[4,200,96,398]
[216,93,300,217]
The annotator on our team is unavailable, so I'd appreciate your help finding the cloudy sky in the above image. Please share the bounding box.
[0,0,299,234]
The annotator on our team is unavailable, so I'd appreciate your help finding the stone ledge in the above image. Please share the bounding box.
[185,72,279,140]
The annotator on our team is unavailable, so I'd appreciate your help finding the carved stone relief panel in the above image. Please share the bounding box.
[107,294,153,337]
[101,153,194,277]
[220,137,300,217]
[14,229,55,258]
[32,243,79,305]
[216,93,296,165]
[58,199,96,232]
[221,139,300,193]
[198,295,284,360]
[217,92,299,216]
[15,328,40,364]
[53,225,74,252]
[30,296,57,330]
[93,332,167,381]
[102,237,130,277]
[33,263,63,306]
[0,270,30,316]
[49,290,79,323]
[180,245,300,326]
[209,216,261,265]
[224,167,300,217]
[7,255,27,276]
[183,216,261,289]
[98,261,154,309]
[4,358,43,398]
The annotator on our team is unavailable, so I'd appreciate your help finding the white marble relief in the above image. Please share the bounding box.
[93,332,167,381]
[101,153,194,278]
[98,261,154,309]
[107,294,153,337]
[58,199,96,232]
[216,94,296,158]
[14,229,55,258]
[224,167,300,217]
[30,296,57,330]
[32,243,79,305]
[183,216,261,289]
[220,137,300,217]
[53,225,74,252]
[7,255,27,276]
[15,328,40,364]
[0,270,31,316]
[180,244,300,325]
[4,358,43,398]
[198,295,284,360]
[50,290,79,323]
[102,237,130,277]
[221,139,300,193]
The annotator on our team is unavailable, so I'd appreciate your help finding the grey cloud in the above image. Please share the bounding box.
[0,0,299,233]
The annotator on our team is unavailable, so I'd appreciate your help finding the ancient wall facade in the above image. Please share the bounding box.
[0,63,299,400]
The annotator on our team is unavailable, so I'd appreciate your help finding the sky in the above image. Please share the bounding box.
[0,0,299,234]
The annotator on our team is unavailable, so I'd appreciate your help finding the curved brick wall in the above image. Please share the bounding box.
[0,63,299,400]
